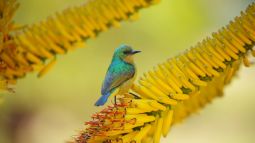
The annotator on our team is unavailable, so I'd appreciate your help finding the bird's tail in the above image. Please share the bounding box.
[95,92,110,106]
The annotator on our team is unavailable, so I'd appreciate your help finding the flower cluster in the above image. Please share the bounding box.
[73,3,255,143]
[1,0,255,142]
[0,0,20,93]
[0,0,159,92]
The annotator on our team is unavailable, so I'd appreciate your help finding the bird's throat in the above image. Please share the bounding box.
[123,55,134,64]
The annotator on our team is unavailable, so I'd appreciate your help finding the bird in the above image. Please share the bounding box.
[95,44,141,106]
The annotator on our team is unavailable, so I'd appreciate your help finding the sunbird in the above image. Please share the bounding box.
[95,44,141,106]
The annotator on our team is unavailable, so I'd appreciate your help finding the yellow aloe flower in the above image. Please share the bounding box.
[1,0,254,142]
[0,0,19,93]
[0,0,159,93]
[72,3,255,143]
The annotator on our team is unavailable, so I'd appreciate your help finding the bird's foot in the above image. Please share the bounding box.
[114,96,117,105]
[128,92,140,99]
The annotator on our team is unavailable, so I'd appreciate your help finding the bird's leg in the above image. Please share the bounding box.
[128,92,140,99]
[117,93,137,104]
[114,95,117,105]
[122,93,132,98]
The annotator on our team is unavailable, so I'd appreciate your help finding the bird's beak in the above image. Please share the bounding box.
[131,50,141,54]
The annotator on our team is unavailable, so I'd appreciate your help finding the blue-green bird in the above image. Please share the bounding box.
[95,44,141,106]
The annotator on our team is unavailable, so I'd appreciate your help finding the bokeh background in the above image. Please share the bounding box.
[1,0,255,143]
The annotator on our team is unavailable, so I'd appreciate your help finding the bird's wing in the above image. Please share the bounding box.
[101,63,135,95]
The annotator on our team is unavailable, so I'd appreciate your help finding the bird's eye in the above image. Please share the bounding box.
[123,50,131,55]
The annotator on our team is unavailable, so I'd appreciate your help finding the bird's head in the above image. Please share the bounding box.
[113,44,141,63]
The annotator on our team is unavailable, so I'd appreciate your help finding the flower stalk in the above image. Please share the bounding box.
[0,0,159,92]
[73,3,255,143]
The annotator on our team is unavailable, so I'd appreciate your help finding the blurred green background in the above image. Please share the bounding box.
[1,0,255,143]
